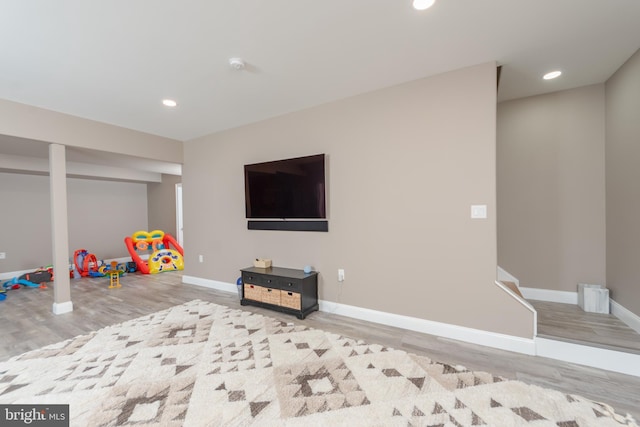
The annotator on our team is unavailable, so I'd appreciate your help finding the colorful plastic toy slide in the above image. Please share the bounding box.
[124,230,184,274]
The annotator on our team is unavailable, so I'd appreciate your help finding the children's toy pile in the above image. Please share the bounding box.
[1,266,54,301]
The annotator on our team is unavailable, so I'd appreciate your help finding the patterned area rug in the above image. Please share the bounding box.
[0,300,637,426]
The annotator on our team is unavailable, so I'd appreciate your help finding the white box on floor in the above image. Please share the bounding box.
[578,283,609,314]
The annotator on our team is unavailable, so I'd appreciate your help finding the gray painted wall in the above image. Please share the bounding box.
[0,173,52,271]
[497,85,606,292]
[147,174,181,237]
[0,172,148,272]
[183,62,534,338]
[606,48,640,315]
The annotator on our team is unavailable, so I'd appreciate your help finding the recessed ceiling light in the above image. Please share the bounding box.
[413,0,436,10]
[162,99,177,107]
[229,57,245,70]
[543,71,562,80]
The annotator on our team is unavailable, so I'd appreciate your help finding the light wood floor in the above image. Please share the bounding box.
[1,272,639,420]
[531,300,640,354]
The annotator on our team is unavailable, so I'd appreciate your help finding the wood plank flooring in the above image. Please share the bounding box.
[1,272,639,420]
[531,300,640,353]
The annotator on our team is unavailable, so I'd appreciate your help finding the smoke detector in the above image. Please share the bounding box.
[229,58,245,70]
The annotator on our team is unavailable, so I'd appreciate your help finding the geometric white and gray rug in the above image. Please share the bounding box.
[0,300,637,426]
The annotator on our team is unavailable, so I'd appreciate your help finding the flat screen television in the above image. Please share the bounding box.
[244,154,326,219]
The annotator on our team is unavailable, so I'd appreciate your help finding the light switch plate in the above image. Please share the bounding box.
[471,205,487,219]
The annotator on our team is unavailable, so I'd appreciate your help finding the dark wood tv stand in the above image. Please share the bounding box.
[240,266,319,319]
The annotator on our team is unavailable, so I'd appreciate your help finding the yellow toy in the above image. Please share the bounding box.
[124,229,184,274]
[106,261,122,289]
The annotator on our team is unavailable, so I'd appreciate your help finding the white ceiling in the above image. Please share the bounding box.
[0,0,639,171]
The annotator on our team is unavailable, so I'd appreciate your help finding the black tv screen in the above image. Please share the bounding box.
[244,154,326,219]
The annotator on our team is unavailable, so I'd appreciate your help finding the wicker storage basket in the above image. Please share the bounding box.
[243,284,263,301]
[280,290,301,310]
[253,259,272,268]
[262,287,281,305]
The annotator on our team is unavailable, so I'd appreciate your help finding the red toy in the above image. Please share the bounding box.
[73,249,101,277]
[124,230,183,274]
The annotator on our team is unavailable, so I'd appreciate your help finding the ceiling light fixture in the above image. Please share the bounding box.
[413,0,436,10]
[229,57,245,70]
[162,99,177,107]
[543,70,562,80]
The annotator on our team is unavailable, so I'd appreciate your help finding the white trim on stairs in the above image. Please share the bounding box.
[519,287,578,304]
[536,337,640,377]
[517,286,640,339]
[497,266,519,287]
[611,299,640,335]
[494,280,537,337]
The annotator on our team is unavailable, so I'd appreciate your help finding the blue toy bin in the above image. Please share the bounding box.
[236,277,243,299]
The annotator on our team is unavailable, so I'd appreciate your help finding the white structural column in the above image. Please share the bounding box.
[49,143,73,314]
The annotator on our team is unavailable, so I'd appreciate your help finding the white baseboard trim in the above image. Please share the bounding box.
[318,300,536,356]
[0,256,136,281]
[0,269,34,281]
[182,275,238,294]
[536,337,640,377]
[181,275,536,355]
[520,287,578,304]
[181,275,640,376]
[52,301,73,315]
[611,300,640,335]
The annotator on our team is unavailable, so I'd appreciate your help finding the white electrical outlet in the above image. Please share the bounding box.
[338,269,345,282]
[471,204,487,219]
[198,255,204,263]
[0,252,5,259]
